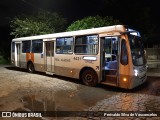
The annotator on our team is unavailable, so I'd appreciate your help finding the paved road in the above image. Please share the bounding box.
[0,65,159,120]
[0,65,116,119]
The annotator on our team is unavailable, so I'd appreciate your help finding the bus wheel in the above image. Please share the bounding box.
[81,68,98,87]
[27,62,35,73]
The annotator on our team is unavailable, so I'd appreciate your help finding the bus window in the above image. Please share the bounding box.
[56,37,73,54]
[128,35,146,66]
[75,35,98,54]
[32,39,43,53]
[22,41,31,53]
[121,39,128,65]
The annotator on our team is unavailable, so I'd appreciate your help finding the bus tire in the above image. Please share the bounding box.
[27,62,35,73]
[81,68,98,87]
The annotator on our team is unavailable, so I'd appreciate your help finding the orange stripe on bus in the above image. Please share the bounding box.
[26,53,34,63]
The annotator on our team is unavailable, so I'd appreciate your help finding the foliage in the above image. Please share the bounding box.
[10,11,67,37]
[0,56,9,64]
[66,15,121,31]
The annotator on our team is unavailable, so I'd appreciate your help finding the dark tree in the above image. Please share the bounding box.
[10,10,67,37]
[66,15,121,31]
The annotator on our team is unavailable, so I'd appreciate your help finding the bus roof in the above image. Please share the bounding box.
[12,25,126,42]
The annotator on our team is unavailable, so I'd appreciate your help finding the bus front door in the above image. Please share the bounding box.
[45,41,54,73]
[101,37,119,87]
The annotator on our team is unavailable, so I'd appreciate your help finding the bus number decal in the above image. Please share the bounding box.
[73,57,81,61]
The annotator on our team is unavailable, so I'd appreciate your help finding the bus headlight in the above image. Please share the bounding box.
[134,69,138,76]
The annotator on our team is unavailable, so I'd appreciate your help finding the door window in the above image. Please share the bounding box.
[46,42,54,56]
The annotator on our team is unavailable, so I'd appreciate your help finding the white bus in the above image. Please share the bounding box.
[11,25,147,89]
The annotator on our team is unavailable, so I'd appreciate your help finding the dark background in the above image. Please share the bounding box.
[0,0,159,59]
[0,0,159,26]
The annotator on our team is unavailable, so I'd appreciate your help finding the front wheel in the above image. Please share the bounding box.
[81,69,98,87]
[27,62,35,73]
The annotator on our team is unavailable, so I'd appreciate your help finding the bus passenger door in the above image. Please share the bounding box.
[101,37,119,87]
[45,41,54,72]
[15,43,20,67]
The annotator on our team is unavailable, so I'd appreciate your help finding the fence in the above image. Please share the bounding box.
[146,48,160,74]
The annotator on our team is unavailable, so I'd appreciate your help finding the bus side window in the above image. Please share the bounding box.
[22,41,31,53]
[56,37,73,54]
[75,35,98,54]
[32,39,43,53]
[121,39,128,65]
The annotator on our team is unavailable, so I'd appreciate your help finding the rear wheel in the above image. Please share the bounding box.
[27,62,35,73]
[81,68,98,87]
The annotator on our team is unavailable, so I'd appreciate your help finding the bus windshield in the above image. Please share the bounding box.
[128,34,146,66]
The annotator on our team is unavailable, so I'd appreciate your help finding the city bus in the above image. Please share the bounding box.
[11,25,147,89]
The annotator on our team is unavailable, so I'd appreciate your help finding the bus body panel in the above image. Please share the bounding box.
[19,53,27,68]
[118,35,132,89]
[11,25,147,89]
[129,66,147,89]
[33,53,45,72]
[54,54,101,81]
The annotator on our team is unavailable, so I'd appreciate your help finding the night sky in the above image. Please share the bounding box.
[0,0,160,38]
[0,0,159,25]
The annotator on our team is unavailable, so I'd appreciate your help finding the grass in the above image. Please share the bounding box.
[0,56,10,64]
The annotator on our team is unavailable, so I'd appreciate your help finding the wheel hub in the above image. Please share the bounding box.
[85,74,92,82]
